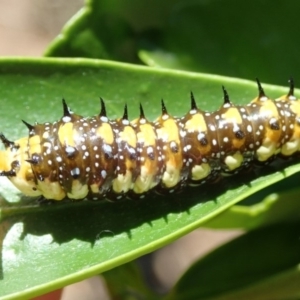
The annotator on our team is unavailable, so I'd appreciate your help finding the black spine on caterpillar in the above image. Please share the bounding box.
[0,79,299,201]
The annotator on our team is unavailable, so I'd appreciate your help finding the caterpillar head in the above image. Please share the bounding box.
[0,135,41,197]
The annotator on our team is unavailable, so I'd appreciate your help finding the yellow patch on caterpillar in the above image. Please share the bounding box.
[96,123,114,145]
[37,179,66,200]
[28,135,42,155]
[133,165,156,194]
[0,137,40,197]
[186,113,213,155]
[256,138,277,161]
[221,107,243,124]
[259,100,279,119]
[185,113,207,133]
[136,123,156,146]
[156,117,184,188]
[58,123,76,147]
[264,124,282,143]
[257,101,283,144]
[156,118,180,144]
[191,163,211,181]
[119,126,137,148]
[290,101,300,117]
[224,152,243,170]
[67,181,88,200]
[90,183,100,194]
[289,101,300,140]
[10,176,41,197]
[162,164,180,188]
[232,134,246,149]
[281,139,300,156]
[112,170,133,193]
[0,150,10,172]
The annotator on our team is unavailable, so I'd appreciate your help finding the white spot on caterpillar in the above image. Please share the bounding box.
[103,144,112,154]
[180,130,187,138]
[101,170,107,178]
[43,131,49,139]
[100,116,108,122]
[197,132,205,141]
[62,116,71,123]
[70,168,80,176]
[65,146,76,156]
[147,147,154,154]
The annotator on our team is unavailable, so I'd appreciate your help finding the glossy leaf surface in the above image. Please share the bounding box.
[0,58,299,299]
[46,0,300,84]
[167,222,300,300]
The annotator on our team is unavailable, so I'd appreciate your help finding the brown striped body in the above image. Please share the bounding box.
[0,79,300,201]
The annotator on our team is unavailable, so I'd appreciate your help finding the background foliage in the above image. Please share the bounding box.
[0,0,300,299]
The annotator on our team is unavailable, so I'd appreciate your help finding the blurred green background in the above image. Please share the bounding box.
[1,1,300,299]
[2,0,299,86]
[45,0,300,86]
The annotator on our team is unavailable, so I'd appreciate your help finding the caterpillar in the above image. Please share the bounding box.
[0,79,299,201]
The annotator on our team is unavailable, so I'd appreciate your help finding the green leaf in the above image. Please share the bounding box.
[139,0,300,85]
[204,187,300,230]
[167,222,300,300]
[138,50,183,70]
[44,0,174,62]
[102,261,159,299]
[45,0,300,85]
[0,58,299,299]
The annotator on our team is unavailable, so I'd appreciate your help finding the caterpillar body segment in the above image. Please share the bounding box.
[0,79,300,201]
